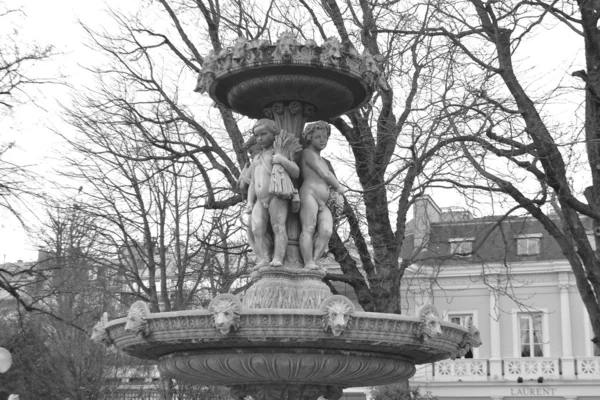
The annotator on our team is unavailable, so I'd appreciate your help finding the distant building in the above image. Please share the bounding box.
[0,253,53,316]
[402,196,600,400]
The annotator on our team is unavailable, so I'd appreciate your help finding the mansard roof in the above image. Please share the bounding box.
[402,212,594,265]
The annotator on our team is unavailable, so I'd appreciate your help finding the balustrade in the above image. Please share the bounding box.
[434,359,487,381]
[577,356,600,380]
[423,356,600,381]
[503,357,560,380]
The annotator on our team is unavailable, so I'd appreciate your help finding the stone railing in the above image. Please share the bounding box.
[577,357,600,379]
[416,356,600,382]
[434,359,487,381]
[504,357,561,380]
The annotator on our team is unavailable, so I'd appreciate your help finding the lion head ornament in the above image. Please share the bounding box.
[274,32,299,61]
[124,300,151,337]
[91,312,113,346]
[417,304,442,341]
[320,295,355,337]
[209,294,243,335]
[320,37,342,65]
[361,49,391,92]
[454,317,482,359]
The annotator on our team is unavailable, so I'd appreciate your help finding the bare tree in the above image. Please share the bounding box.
[0,202,126,400]
[0,5,53,224]
[0,6,53,112]
[61,97,252,313]
[375,0,600,351]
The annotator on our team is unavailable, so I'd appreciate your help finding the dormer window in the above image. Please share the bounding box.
[449,237,474,257]
[516,234,542,256]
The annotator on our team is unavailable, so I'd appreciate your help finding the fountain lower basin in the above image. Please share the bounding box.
[104,307,467,388]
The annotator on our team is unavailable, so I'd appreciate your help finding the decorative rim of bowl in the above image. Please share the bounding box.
[103,308,468,364]
[195,35,389,120]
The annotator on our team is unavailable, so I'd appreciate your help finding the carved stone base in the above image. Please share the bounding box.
[243,267,330,309]
[230,384,343,400]
[158,348,416,387]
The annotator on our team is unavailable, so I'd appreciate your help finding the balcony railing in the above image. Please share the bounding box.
[416,356,600,382]
[503,357,560,380]
[578,357,600,380]
[434,359,487,381]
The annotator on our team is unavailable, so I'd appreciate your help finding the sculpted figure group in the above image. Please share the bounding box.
[241,119,343,270]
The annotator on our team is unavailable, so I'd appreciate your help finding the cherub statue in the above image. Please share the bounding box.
[247,119,300,267]
[299,121,343,270]
[239,135,273,267]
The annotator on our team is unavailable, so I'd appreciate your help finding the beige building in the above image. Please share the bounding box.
[400,196,600,400]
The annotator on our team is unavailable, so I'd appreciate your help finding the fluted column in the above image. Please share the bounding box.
[489,288,503,379]
[559,272,575,378]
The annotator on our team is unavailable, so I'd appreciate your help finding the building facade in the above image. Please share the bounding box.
[401,196,600,400]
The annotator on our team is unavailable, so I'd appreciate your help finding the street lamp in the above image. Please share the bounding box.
[0,347,12,373]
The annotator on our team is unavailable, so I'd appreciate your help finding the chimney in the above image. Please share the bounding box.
[413,195,441,249]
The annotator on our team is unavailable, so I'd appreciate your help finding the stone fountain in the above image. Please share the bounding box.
[92,33,481,400]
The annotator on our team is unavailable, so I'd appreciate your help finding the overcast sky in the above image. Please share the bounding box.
[0,0,123,262]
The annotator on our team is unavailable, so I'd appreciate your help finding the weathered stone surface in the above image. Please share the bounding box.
[197,33,382,121]
[124,300,150,337]
[105,309,467,363]
[159,349,415,387]
[320,295,355,336]
[90,312,112,346]
[417,304,442,342]
[208,294,242,335]
[243,267,330,309]
[454,316,483,359]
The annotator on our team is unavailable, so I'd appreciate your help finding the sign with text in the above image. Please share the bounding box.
[509,387,557,396]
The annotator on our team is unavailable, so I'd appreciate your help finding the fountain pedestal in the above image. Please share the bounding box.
[243,267,330,309]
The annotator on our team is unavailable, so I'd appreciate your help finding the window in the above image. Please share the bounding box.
[449,238,474,256]
[449,313,474,359]
[519,313,544,357]
[516,234,542,256]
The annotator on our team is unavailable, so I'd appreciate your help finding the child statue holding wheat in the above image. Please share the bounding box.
[247,119,301,267]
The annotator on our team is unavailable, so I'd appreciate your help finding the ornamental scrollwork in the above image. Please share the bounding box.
[194,33,389,96]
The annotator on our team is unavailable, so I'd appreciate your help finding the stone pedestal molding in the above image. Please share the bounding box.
[244,267,329,309]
